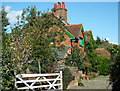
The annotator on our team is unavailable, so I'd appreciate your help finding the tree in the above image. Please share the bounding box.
[85,40,111,75]
[109,46,120,91]
[1,6,17,90]
[65,46,84,70]
[1,6,10,31]
[96,36,101,45]
[11,6,65,74]
[108,44,119,62]
[97,56,110,75]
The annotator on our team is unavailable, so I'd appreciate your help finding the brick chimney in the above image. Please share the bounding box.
[62,2,65,8]
[54,3,57,8]
[52,2,67,24]
[58,2,61,8]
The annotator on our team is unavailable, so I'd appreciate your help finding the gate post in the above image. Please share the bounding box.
[60,71,63,90]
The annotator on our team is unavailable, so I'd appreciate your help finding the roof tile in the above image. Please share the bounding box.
[64,24,82,38]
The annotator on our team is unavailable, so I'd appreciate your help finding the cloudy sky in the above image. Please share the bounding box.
[2,2,118,44]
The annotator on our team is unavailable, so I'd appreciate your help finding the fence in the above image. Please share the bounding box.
[15,71,63,91]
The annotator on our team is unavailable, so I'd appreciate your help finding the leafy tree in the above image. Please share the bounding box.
[10,6,65,74]
[1,6,17,90]
[94,36,115,52]
[85,40,111,75]
[96,36,101,45]
[1,6,10,32]
[109,46,120,91]
[104,38,109,43]
[85,41,94,53]
[108,44,119,62]
[65,46,84,70]
[97,56,110,75]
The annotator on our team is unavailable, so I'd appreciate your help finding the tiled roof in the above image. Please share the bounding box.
[84,31,92,35]
[94,48,111,58]
[64,24,82,39]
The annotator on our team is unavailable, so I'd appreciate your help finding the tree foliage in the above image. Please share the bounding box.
[65,46,85,70]
[107,44,119,62]
[85,41,111,75]
[10,6,65,74]
[96,36,101,45]
[109,46,120,91]
[1,6,10,31]
[1,6,17,90]
[1,5,66,90]
[62,68,73,89]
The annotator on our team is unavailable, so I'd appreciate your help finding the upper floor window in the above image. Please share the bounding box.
[79,37,83,47]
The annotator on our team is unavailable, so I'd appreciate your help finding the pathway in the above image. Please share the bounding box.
[70,75,112,90]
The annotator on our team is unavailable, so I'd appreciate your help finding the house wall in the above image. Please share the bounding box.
[49,25,85,53]
[80,30,85,52]
[60,29,71,46]
[49,26,71,47]
[71,30,84,52]
[85,34,91,42]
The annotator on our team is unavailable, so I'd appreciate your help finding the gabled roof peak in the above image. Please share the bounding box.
[65,24,82,26]
[64,24,83,39]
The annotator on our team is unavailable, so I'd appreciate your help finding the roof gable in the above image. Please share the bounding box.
[64,24,82,39]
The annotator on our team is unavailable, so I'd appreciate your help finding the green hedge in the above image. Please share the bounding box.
[62,68,73,89]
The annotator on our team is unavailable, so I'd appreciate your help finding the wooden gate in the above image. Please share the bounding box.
[15,71,63,91]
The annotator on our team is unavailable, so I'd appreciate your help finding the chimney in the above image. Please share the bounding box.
[62,2,65,8]
[54,3,57,8]
[58,2,61,8]
[52,2,67,24]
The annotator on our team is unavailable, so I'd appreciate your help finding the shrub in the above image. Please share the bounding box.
[97,56,110,75]
[65,46,84,70]
[62,68,73,89]
[109,47,120,91]
[78,79,84,86]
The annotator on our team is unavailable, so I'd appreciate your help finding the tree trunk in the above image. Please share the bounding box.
[38,60,42,90]
[38,60,41,74]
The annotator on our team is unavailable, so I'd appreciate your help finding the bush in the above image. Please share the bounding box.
[78,75,84,86]
[97,56,110,75]
[65,46,84,70]
[88,53,111,75]
[109,48,120,91]
[78,79,84,86]
[62,68,73,89]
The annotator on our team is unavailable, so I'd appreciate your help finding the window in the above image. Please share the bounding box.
[79,37,83,47]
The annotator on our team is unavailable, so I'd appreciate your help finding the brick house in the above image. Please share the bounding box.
[84,30,94,42]
[50,2,88,58]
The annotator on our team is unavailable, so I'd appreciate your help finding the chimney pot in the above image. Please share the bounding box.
[62,2,65,8]
[58,2,61,8]
[54,3,57,8]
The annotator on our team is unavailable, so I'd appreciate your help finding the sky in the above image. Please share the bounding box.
[2,2,118,44]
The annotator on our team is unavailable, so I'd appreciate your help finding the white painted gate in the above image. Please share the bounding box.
[15,71,63,91]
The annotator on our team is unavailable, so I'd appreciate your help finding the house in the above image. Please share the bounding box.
[84,30,93,42]
[17,2,93,61]
[50,2,87,58]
